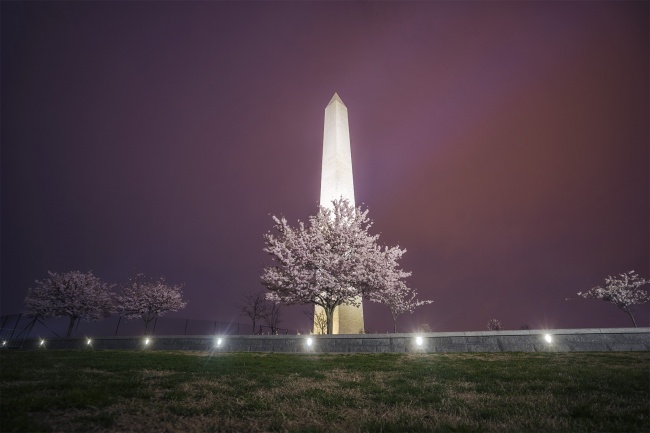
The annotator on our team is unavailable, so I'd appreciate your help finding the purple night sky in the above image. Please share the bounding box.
[2,1,648,333]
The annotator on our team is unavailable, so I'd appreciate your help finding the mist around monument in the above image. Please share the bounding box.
[12,91,650,338]
[2,1,648,334]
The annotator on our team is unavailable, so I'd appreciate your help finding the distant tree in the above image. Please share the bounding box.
[370,282,433,333]
[305,308,328,334]
[25,271,113,337]
[263,302,283,335]
[519,324,531,330]
[578,270,649,328]
[262,198,410,334]
[487,319,503,331]
[116,274,188,335]
[418,323,432,333]
[238,290,269,334]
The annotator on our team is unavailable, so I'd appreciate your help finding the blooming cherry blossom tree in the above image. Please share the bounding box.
[24,271,113,337]
[370,281,432,333]
[116,274,188,335]
[262,198,411,334]
[578,270,649,327]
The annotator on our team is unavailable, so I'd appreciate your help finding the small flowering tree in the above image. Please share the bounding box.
[116,274,188,335]
[262,198,411,334]
[487,319,503,331]
[371,282,432,333]
[24,271,113,337]
[578,270,649,328]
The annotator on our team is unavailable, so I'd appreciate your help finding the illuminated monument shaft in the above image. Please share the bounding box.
[315,93,365,334]
[320,93,355,208]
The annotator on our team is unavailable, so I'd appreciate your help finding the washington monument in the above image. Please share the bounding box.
[314,93,365,334]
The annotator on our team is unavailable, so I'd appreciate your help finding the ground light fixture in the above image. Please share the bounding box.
[144,338,150,346]
[87,338,92,345]
[544,334,553,343]
[306,337,313,347]
[215,337,223,347]
[39,339,45,347]
[415,336,424,346]
[2,341,6,347]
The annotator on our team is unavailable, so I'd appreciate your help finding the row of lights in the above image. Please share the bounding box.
[4,334,555,349]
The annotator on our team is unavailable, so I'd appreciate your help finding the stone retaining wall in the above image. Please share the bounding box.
[10,328,649,353]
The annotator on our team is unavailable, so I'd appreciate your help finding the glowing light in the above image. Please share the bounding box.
[87,338,92,345]
[216,338,223,347]
[2,341,6,347]
[306,337,313,346]
[415,336,423,346]
[544,334,553,343]
[144,338,150,345]
[39,339,45,347]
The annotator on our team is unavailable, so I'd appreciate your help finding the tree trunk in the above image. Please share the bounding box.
[392,311,400,333]
[144,318,151,335]
[66,316,78,337]
[252,319,256,334]
[625,309,637,328]
[325,306,335,335]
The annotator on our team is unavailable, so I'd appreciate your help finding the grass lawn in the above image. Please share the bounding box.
[1,350,648,432]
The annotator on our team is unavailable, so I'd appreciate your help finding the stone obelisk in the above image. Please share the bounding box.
[314,93,365,334]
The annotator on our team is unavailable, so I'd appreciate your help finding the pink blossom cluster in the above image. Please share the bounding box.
[24,270,188,336]
[25,270,113,337]
[262,198,425,334]
[578,270,649,327]
[116,274,188,334]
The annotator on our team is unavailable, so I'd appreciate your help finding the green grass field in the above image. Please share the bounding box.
[1,350,648,432]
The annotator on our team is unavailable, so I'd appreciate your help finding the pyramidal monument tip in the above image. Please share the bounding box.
[328,92,345,107]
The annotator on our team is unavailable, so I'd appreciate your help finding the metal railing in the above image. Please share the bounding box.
[0,313,282,341]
